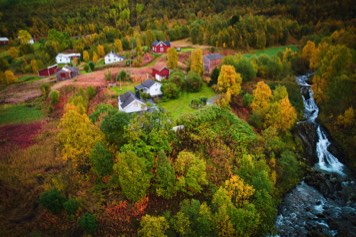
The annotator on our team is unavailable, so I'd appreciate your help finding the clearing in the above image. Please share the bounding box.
[0,104,44,125]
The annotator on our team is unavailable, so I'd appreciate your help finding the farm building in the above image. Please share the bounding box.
[104,51,124,64]
[135,79,163,98]
[56,66,79,81]
[56,53,81,64]
[118,91,147,113]
[203,53,223,73]
[152,66,170,81]
[0,37,9,45]
[38,64,58,77]
[152,40,171,53]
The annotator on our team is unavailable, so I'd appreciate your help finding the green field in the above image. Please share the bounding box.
[243,45,298,58]
[158,84,215,122]
[17,75,41,83]
[0,104,44,125]
[110,82,140,95]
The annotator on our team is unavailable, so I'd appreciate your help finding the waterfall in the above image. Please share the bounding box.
[296,75,344,176]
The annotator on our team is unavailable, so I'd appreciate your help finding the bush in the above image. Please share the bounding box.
[78,212,97,234]
[185,71,203,92]
[104,70,112,81]
[162,82,180,99]
[209,67,220,86]
[41,83,50,98]
[89,142,114,178]
[235,59,257,82]
[38,188,66,214]
[243,93,253,107]
[49,90,60,105]
[87,86,96,100]
[88,61,95,71]
[84,64,90,73]
[63,198,79,215]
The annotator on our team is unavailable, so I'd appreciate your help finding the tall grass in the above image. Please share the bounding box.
[0,104,44,125]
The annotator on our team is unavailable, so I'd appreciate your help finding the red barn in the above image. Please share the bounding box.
[152,66,170,81]
[0,37,9,45]
[152,40,171,53]
[38,64,58,77]
[56,66,79,82]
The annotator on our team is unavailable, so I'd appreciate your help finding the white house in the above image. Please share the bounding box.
[29,38,34,44]
[0,37,9,45]
[104,51,124,64]
[135,79,163,98]
[56,53,81,64]
[118,91,148,113]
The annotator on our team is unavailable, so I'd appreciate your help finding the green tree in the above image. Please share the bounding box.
[235,59,257,82]
[145,29,155,48]
[175,151,208,195]
[185,71,203,92]
[167,47,178,69]
[114,151,152,202]
[49,90,60,105]
[162,82,180,99]
[138,215,169,237]
[38,189,66,214]
[190,48,203,75]
[100,111,130,148]
[78,213,97,234]
[155,151,176,199]
[89,142,113,178]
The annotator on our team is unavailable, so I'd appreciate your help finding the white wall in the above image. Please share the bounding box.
[148,82,162,97]
[119,100,147,113]
[105,53,123,64]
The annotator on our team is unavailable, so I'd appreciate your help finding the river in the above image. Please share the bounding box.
[275,75,356,237]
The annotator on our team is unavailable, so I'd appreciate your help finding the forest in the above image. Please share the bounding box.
[0,0,355,236]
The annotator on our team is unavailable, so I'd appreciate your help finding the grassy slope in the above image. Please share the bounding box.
[243,45,298,58]
[0,104,44,125]
[158,84,215,122]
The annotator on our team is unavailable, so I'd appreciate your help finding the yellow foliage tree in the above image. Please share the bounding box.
[312,75,328,104]
[97,44,105,58]
[264,96,297,132]
[114,39,123,52]
[223,175,255,207]
[302,40,316,61]
[31,59,38,73]
[83,50,90,62]
[4,70,17,84]
[92,52,99,63]
[190,48,203,75]
[217,65,242,106]
[251,81,272,113]
[58,106,104,166]
[167,47,178,69]
[337,107,355,129]
[7,47,19,59]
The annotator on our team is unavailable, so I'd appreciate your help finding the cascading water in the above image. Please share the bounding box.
[275,74,356,237]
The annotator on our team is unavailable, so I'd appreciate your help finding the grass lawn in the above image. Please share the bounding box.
[110,82,140,95]
[146,54,162,67]
[0,104,44,125]
[17,75,41,83]
[158,84,215,122]
[180,47,194,52]
[243,45,298,59]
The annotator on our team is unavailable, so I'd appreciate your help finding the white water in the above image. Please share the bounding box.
[296,75,345,176]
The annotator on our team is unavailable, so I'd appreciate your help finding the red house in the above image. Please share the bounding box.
[152,40,171,53]
[152,66,170,81]
[203,53,223,73]
[56,66,79,82]
[38,64,58,77]
[0,37,9,45]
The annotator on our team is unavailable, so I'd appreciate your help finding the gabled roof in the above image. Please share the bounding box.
[152,40,171,47]
[58,65,78,73]
[119,91,138,109]
[142,79,156,88]
[106,51,124,58]
[204,53,223,61]
[0,37,9,41]
[57,53,81,58]
[153,66,169,72]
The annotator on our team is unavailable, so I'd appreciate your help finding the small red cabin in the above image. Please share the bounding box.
[152,66,170,81]
[56,66,79,82]
[152,40,171,53]
[0,37,9,45]
[38,64,58,77]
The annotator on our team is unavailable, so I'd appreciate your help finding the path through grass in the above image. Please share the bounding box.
[0,104,44,125]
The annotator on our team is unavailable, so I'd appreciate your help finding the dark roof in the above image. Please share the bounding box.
[152,40,171,46]
[119,91,137,109]
[204,53,223,61]
[142,79,156,88]
[56,66,79,74]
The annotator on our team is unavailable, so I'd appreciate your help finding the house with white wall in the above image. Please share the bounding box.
[118,91,148,113]
[135,79,163,98]
[56,53,81,64]
[104,51,124,64]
